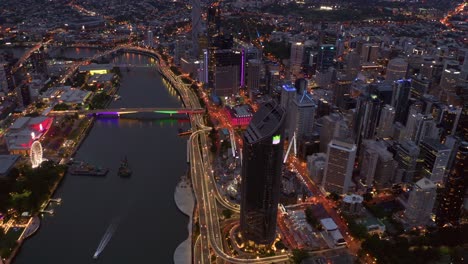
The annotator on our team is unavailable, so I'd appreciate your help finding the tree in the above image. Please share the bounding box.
[305,206,323,231]
[290,249,308,264]
[222,209,233,219]
[363,192,373,202]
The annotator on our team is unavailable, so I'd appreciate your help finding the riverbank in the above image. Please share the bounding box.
[173,176,195,264]
[4,62,120,264]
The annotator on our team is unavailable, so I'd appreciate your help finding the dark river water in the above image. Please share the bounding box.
[14,49,190,264]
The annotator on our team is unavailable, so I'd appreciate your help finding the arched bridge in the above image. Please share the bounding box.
[50,107,204,116]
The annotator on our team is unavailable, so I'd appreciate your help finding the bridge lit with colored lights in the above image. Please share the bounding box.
[50,107,204,116]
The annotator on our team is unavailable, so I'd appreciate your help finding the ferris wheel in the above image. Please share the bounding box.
[30,141,43,168]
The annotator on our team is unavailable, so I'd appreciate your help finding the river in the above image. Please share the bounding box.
[14,50,190,264]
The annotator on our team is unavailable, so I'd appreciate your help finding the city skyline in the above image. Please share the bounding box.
[0,0,467,264]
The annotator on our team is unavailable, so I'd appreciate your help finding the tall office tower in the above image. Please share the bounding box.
[290,42,304,78]
[322,139,357,195]
[212,50,242,97]
[436,141,468,226]
[207,2,221,41]
[377,104,395,138]
[391,79,411,125]
[289,91,317,155]
[280,83,296,139]
[174,36,190,66]
[316,44,336,74]
[369,81,393,105]
[198,49,209,85]
[240,101,286,245]
[146,30,154,48]
[332,76,352,109]
[346,51,361,77]
[360,43,379,63]
[386,58,408,81]
[411,76,432,98]
[30,48,48,76]
[320,30,337,46]
[353,94,382,147]
[404,113,439,144]
[394,140,420,183]
[438,105,462,142]
[191,0,202,57]
[440,66,462,96]
[358,140,396,190]
[0,63,8,93]
[246,59,261,98]
[456,103,468,140]
[307,153,327,185]
[417,138,451,184]
[319,113,350,153]
[294,78,308,95]
[404,178,437,227]
[266,69,280,94]
[463,51,468,72]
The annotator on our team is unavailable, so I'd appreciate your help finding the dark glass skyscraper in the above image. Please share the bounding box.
[240,101,286,245]
[316,44,336,73]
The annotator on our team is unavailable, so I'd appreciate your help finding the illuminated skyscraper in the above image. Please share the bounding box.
[240,101,286,245]
[436,141,468,226]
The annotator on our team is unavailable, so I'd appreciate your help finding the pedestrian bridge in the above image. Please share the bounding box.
[50,107,204,116]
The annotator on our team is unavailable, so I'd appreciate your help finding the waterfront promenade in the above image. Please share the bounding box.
[173,176,195,264]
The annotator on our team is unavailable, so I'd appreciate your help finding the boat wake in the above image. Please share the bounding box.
[93,217,120,259]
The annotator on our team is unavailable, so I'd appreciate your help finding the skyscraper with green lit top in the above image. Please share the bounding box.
[240,100,285,245]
